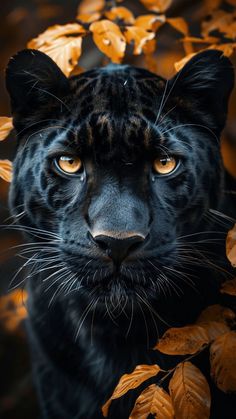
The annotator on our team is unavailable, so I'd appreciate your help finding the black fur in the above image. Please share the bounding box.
[5,49,236,418]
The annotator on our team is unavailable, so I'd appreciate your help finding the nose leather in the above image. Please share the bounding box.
[93,234,145,265]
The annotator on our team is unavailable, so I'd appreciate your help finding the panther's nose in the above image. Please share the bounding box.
[92,233,145,265]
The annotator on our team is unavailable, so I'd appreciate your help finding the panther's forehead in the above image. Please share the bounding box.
[70,65,165,121]
[65,65,166,159]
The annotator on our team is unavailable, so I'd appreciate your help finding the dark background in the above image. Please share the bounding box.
[0,1,236,418]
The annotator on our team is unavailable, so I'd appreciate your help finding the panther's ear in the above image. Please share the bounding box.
[5,49,70,130]
[170,50,234,131]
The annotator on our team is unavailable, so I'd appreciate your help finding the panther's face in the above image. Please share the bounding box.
[6,49,234,315]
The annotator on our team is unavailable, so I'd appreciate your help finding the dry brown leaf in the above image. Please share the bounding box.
[197,321,230,341]
[28,23,85,49]
[196,304,236,325]
[129,384,174,419]
[167,17,189,36]
[139,0,172,13]
[0,117,13,141]
[0,160,13,183]
[102,364,160,417]
[76,12,101,23]
[105,7,135,25]
[78,0,105,14]
[90,20,126,63]
[124,26,155,55]
[0,290,28,333]
[154,325,209,355]
[204,0,222,12]
[226,224,236,267]
[135,14,166,32]
[169,361,211,419]
[226,0,236,5]
[210,331,236,392]
[220,278,236,296]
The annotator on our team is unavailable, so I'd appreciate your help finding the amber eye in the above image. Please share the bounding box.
[57,156,83,174]
[153,156,177,175]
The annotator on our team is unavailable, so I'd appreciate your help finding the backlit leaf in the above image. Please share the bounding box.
[0,290,28,332]
[105,7,135,25]
[221,278,236,296]
[201,10,236,39]
[78,0,105,14]
[0,117,13,141]
[226,224,236,267]
[0,160,13,183]
[38,36,83,77]
[90,20,126,63]
[28,23,85,49]
[174,52,197,72]
[154,325,209,355]
[139,0,172,13]
[124,26,155,55]
[169,361,211,419]
[129,384,174,419]
[210,331,236,392]
[76,12,101,24]
[135,14,166,32]
[102,364,160,417]
[167,17,189,36]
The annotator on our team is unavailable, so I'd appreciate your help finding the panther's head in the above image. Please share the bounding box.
[6,49,234,324]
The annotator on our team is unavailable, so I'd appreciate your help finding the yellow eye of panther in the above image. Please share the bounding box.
[153,156,177,175]
[57,156,82,174]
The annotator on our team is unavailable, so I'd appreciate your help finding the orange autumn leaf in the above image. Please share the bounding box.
[139,0,172,13]
[220,278,236,296]
[169,361,211,419]
[78,0,105,14]
[0,290,28,333]
[90,20,126,63]
[226,224,236,267]
[105,7,135,25]
[129,384,174,419]
[197,321,230,341]
[181,36,220,44]
[196,304,236,325]
[201,10,236,38]
[76,12,101,24]
[0,159,13,183]
[28,23,85,76]
[174,51,198,72]
[208,43,236,56]
[124,26,155,55]
[102,364,160,417]
[210,331,236,392]
[204,0,222,12]
[135,14,166,32]
[154,325,209,355]
[39,36,83,77]
[28,23,86,49]
[0,117,13,141]
[167,17,189,36]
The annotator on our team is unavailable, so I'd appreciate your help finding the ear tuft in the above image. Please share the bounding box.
[5,49,70,130]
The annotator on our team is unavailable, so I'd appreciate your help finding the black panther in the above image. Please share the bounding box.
[5,48,236,417]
